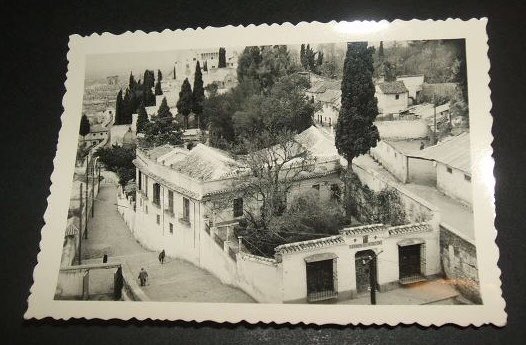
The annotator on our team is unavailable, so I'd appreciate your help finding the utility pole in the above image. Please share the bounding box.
[84,157,89,239]
[433,93,437,144]
[366,250,383,305]
[91,159,95,218]
[369,254,377,305]
[78,183,83,265]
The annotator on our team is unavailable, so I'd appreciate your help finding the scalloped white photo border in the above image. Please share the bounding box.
[25,18,506,326]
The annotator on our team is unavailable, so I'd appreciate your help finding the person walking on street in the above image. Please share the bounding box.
[158,249,166,264]
[138,267,148,286]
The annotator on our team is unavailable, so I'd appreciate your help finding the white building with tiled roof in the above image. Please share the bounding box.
[375,81,409,115]
[130,126,344,266]
[409,132,472,205]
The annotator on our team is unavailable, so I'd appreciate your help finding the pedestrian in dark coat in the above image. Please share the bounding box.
[158,249,166,264]
[138,268,148,286]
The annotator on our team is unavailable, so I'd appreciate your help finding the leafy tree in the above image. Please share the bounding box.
[79,114,90,138]
[176,78,193,128]
[316,51,324,67]
[95,145,136,187]
[114,89,124,125]
[233,73,316,140]
[218,47,226,68]
[383,61,397,81]
[136,101,149,133]
[201,91,237,145]
[335,42,379,166]
[140,117,183,148]
[157,97,172,119]
[204,82,219,97]
[192,61,205,127]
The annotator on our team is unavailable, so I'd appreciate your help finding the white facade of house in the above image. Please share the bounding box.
[376,88,409,115]
[410,132,472,206]
[397,75,425,102]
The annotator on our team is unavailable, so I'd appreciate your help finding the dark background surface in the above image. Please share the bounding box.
[2,0,525,344]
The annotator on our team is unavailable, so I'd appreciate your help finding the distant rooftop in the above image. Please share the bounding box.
[377,81,408,94]
[410,132,471,173]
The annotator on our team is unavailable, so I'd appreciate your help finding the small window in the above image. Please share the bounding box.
[464,174,471,182]
[363,235,369,244]
[169,223,174,234]
[156,214,160,225]
[168,190,174,213]
[446,166,453,174]
[395,94,400,100]
[182,197,190,221]
[233,198,243,217]
[153,183,161,205]
[312,184,320,191]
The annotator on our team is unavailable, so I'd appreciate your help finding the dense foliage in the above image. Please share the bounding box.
[95,145,136,186]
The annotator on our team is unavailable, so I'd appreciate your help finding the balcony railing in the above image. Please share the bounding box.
[307,290,338,303]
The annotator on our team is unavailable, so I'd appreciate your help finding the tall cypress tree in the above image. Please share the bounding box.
[173,65,177,80]
[218,47,226,68]
[335,42,379,165]
[157,69,163,83]
[176,78,193,129]
[157,97,172,119]
[300,44,306,69]
[378,41,385,61]
[115,89,124,125]
[136,101,149,133]
[203,60,208,72]
[335,42,379,216]
[79,114,90,138]
[192,61,205,128]
[123,88,133,124]
[154,81,163,96]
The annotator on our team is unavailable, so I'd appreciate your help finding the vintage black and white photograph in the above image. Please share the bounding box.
[26,20,504,325]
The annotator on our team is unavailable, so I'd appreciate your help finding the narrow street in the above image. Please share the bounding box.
[82,182,254,303]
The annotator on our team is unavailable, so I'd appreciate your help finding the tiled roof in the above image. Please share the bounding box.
[409,132,471,173]
[340,224,385,236]
[388,222,431,236]
[378,81,408,94]
[147,144,175,160]
[170,144,242,181]
[275,235,345,254]
[309,78,341,94]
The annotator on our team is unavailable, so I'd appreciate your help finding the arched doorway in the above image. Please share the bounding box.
[355,250,377,295]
